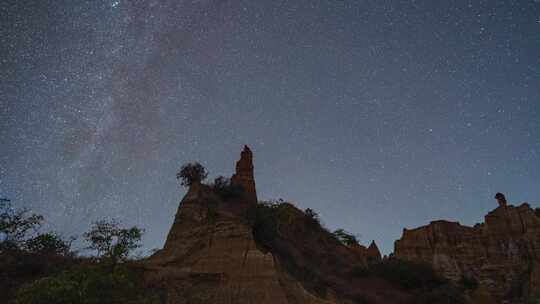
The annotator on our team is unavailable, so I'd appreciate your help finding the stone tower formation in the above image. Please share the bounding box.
[231,145,258,203]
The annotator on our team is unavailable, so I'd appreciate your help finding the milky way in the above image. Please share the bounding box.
[1,0,540,254]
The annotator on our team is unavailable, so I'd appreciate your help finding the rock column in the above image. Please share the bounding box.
[231,145,258,203]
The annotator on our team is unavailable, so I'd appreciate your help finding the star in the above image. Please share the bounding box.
[2,0,539,256]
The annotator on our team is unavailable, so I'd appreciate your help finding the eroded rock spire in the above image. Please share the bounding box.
[366,240,382,262]
[495,192,507,207]
[231,145,257,203]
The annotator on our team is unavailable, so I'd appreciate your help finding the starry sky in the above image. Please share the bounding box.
[1,0,540,254]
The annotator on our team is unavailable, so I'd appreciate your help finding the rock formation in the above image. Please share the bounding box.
[495,192,508,207]
[146,146,540,303]
[366,241,382,262]
[144,147,409,304]
[394,194,540,302]
[144,148,334,304]
[349,241,382,264]
[231,145,257,203]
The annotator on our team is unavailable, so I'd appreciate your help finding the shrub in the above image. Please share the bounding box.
[0,249,76,302]
[15,265,162,304]
[211,176,244,200]
[252,201,297,245]
[176,162,208,187]
[367,258,446,290]
[83,219,143,270]
[1,199,43,252]
[24,233,72,256]
[354,258,462,302]
[304,208,319,223]
[252,201,281,244]
[332,229,359,246]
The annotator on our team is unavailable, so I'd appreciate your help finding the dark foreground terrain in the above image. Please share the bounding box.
[2,147,540,303]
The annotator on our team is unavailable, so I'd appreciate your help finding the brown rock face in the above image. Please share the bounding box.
[144,185,334,304]
[144,149,333,304]
[143,147,412,304]
[349,241,382,264]
[366,241,382,262]
[394,196,540,302]
[231,145,257,203]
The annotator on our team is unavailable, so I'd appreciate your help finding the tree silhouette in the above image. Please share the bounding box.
[0,198,43,252]
[83,219,143,271]
[332,229,359,246]
[176,162,208,187]
[25,232,72,256]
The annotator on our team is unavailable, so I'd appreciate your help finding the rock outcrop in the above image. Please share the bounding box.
[366,241,382,262]
[144,147,411,304]
[394,195,540,302]
[148,146,540,303]
[144,148,334,304]
[349,241,382,264]
[231,145,257,203]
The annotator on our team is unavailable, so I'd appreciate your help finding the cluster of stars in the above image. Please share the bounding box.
[1,0,539,254]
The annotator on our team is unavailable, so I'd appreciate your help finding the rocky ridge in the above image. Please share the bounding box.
[144,147,339,304]
[394,193,540,302]
[144,146,539,304]
[230,145,257,204]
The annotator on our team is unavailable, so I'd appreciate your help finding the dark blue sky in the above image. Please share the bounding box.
[2,0,540,254]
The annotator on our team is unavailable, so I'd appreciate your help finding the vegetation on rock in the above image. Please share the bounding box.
[332,228,359,246]
[351,258,445,290]
[176,162,208,186]
[4,154,538,304]
[210,176,244,200]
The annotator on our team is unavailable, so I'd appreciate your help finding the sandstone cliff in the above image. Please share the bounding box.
[146,146,534,303]
[144,147,337,304]
[230,145,257,204]
[367,241,382,262]
[394,196,540,303]
[144,147,411,304]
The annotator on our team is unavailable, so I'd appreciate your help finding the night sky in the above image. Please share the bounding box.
[2,0,540,254]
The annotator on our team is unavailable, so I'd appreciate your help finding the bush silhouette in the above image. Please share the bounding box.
[0,199,44,252]
[211,176,244,200]
[24,232,72,256]
[351,258,446,290]
[16,265,162,304]
[332,229,359,246]
[176,162,208,187]
[83,219,143,271]
[304,208,320,223]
